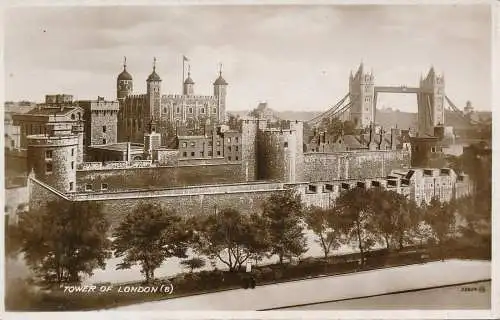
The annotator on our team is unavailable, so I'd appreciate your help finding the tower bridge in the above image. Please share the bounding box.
[307,64,481,136]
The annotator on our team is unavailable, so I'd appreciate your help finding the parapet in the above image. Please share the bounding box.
[27,134,79,147]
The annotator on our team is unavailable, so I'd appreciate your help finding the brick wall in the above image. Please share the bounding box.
[76,163,245,192]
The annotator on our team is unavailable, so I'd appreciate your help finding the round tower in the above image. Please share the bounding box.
[27,133,79,193]
[257,129,297,183]
[117,56,133,103]
[147,57,162,120]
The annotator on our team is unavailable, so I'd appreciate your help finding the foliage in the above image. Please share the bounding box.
[180,257,206,273]
[319,118,357,137]
[192,208,270,272]
[18,200,111,286]
[334,187,377,267]
[112,202,190,282]
[424,197,456,260]
[304,206,344,258]
[262,189,307,264]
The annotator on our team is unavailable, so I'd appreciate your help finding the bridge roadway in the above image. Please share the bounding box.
[108,259,490,311]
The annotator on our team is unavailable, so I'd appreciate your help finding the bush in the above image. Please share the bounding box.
[273,269,283,280]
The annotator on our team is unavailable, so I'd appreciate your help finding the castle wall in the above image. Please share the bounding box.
[302,150,411,182]
[76,162,245,192]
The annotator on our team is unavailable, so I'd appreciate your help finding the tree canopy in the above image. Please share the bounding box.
[18,200,111,286]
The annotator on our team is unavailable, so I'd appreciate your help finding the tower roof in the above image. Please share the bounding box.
[213,64,228,85]
[147,57,161,81]
[213,75,227,85]
[184,71,195,84]
[118,56,133,81]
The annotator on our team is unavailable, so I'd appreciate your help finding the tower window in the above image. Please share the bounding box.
[189,108,193,113]
[69,182,74,191]
[103,125,107,133]
[217,151,221,156]
[208,141,213,146]
[183,152,187,157]
[85,184,92,191]
[228,146,232,151]
[235,146,239,151]
[228,156,232,161]
[182,142,187,148]
[208,151,213,156]
[201,108,205,113]
[71,148,74,156]
[45,150,53,159]
[177,107,180,113]
[284,142,288,148]
[191,152,195,157]
[46,162,53,174]
[71,161,74,170]
[103,139,107,144]
[213,108,217,114]
[101,183,108,191]
[235,137,239,143]
[235,156,239,160]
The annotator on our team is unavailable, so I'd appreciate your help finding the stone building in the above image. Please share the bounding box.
[348,63,375,128]
[78,97,120,147]
[116,58,228,146]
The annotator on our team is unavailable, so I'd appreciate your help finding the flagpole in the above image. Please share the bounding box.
[182,56,185,95]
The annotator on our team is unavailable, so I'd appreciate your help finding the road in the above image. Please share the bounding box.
[107,259,490,311]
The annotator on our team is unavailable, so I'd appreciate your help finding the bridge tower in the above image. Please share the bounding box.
[349,63,375,129]
[417,67,445,136]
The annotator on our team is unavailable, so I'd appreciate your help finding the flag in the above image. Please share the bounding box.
[183,55,189,62]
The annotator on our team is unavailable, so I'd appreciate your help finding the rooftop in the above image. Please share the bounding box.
[89,142,144,152]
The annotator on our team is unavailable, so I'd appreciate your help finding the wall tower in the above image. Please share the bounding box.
[418,67,445,136]
[349,63,375,129]
[116,56,133,103]
[147,57,162,122]
[27,125,78,193]
[213,64,228,124]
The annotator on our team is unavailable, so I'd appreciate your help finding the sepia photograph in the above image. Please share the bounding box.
[2,1,496,318]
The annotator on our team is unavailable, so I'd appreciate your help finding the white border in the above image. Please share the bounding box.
[1,0,498,319]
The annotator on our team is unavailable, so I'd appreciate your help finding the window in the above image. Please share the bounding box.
[182,142,187,148]
[227,138,231,143]
[217,151,221,156]
[235,156,239,160]
[103,125,107,133]
[191,152,195,157]
[183,152,187,157]
[235,146,239,151]
[431,147,436,153]
[208,151,213,156]
[177,107,180,113]
[85,184,92,191]
[189,108,193,113]
[164,107,167,113]
[45,150,53,159]
[46,162,53,174]
[284,142,288,148]
[213,108,217,113]
[200,152,204,157]
[71,148,74,156]
[101,183,108,191]
[103,139,107,144]
[69,182,74,191]
[228,146,232,151]
[71,161,74,170]
[208,141,213,146]
[201,108,205,114]
[228,156,232,161]
[190,142,196,147]
[216,141,221,146]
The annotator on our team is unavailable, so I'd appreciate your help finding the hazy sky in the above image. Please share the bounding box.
[4,5,492,112]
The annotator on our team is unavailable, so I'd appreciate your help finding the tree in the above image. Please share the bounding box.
[262,189,307,265]
[424,197,456,260]
[18,200,111,286]
[180,257,206,273]
[334,187,377,267]
[112,202,190,282]
[192,208,269,272]
[342,120,356,135]
[304,206,344,258]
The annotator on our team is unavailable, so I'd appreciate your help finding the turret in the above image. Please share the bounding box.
[213,64,228,124]
[117,56,133,103]
[183,64,195,96]
[147,57,162,121]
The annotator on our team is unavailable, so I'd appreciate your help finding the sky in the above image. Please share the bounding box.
[4,4,492,112]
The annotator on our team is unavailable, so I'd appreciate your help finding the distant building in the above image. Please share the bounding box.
[78,97,120,147]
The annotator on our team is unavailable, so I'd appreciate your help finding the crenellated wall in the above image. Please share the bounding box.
[302,150,411,181]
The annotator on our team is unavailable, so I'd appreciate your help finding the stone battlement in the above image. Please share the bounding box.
[162,94,216,100]
[78,160,154,171]
[27,134,79,147]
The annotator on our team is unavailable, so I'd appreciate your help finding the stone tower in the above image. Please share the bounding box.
[418,67,445,136]
[349,63,375,129]
[183,66,195,96]
[116,56,133,103]
[27,124,78,193]
[213,65,228,124]
[147,58,162,122]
